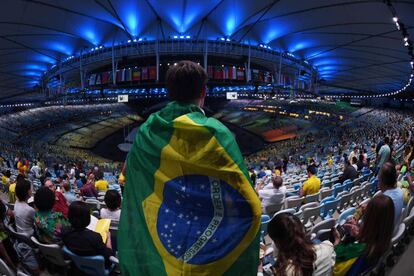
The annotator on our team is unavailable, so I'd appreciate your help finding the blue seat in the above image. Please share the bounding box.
[370,178,379,194]
[332,183,344,197]
[320,197,341,219]
[342,181,353,192]
[338,207,356,225]
[63,246,115,276]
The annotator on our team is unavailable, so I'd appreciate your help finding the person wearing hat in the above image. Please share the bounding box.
[300,165,320,197]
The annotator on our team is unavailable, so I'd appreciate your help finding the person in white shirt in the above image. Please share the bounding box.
[268,213,335,276]
[256,175,286,209]
[30,161,41,179]
[100,190,121,221]
[14,178,35,236]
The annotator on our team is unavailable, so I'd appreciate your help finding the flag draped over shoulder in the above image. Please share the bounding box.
[119,101,261,276]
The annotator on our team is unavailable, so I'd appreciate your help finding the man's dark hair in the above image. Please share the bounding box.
[166,60,208,103]
[15,178,31,201]
[104,190,121,211]
[272,176,283,189]
[384,136,390,144]
[34,187,55,212]
[68,201,90,229]
[307,165,317,175]
[379,162,397,188]
[81,177,87,185]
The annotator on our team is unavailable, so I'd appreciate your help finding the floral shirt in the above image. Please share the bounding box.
[34,211,69,244]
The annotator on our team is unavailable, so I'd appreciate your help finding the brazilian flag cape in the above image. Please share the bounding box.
[119,101,261,276]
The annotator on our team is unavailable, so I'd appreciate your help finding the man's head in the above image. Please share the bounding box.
[384,136,390,145]
[44,179,56,192]
[379,162,397,191]
[307,165,317,176]
[15,178,32,202]
[166,61,208,106]
[272,175,283,189]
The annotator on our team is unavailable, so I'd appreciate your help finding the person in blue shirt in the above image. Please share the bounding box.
[378,161,404,229]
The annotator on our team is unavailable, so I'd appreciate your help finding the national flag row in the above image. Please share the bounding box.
[88,66,157,86]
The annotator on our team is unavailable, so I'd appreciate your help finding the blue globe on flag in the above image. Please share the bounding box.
[157,174,253,265]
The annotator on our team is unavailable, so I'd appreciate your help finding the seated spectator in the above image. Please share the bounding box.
[1,170,10,188]
[339,160,358,183]
[356,154,365,171]
[351,157,358,171]
[76,173,86,190]
[44,179,69,217]
[62,182,77,204]
[255,175,286,209]
[94,172,109,193]
[62,201,114,268]
[34,187,70,244]
[14,178,35,236]
[300,165,320,197]
[8,177,16,204]
[378,162,403,228]
[101,190,121,221]
[80,177,98,198]
[0,201,16,271]
[332,194,394,275]
[268,213,335,275]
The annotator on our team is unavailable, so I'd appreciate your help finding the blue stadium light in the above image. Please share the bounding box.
[220,37,225,41]
[94,47,99,50]
[173,35,178,39]
[179,35,184,39]
[127,39,132,43]
[226,38,230,41]
[133,39,137,42]
[186,35,191,39]
[138,38,143,42]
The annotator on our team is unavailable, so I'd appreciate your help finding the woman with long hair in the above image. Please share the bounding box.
[268,213,335,276]
[333,194,395,275]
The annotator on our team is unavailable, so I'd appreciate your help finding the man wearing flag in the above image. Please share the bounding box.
[119,60,261,275]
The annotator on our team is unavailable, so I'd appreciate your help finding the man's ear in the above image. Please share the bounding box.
[200,86,206,98]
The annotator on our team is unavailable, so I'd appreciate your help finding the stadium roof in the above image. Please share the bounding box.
[0,0,413,98]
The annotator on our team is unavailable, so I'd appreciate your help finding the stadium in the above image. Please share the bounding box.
[0,0,414,275]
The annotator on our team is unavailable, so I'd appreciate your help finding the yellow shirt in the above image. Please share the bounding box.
[95,179,109,192]
[9,183,16,203]
[302,175,321,196]
[1,175,8,185]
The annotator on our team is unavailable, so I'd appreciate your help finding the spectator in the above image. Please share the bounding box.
[30,161,41,179]
[94,171,109,192]
[44,179,69,217]
[351,156,358,171]
[348,147,358,163]
[76,173,86,190]
[62,201,114,268]
[268,213,335,275]
[356,154,365,171]
[300,165,320,197]
[101,190,122,221]
[0,201,16,271]
[333,194,394,275]
[256,175,286,209]
[34,187,70,244]
[376,136,391,173]
[62,182,77,204]
[339,160,358,183]
[378,162,403,229]
[8,176,16,204]
[80,176,98,198]
[249,168,257,185]
[14,178,35,236]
